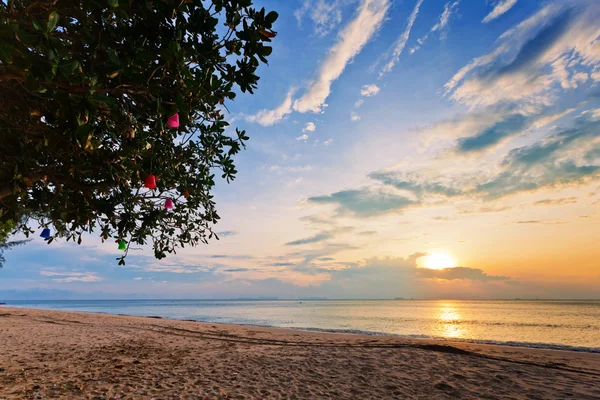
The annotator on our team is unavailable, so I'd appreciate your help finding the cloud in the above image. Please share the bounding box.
[351,111,361,121]
[516,220,568,225]
[456,113,528,153]
[370,171,461,199]
[295,0,347,37]
[296,134,309,141]
[293,0,391,113]
[482,0,518,24]
[358,230,377,235]
[216,230,237,237]
[286,227,353,246]
[341,112,600,206]
[354,99,365,108]
[246,88,295,126]
[79,256,101,262]
[431,1,461,37]
[360,84,381,97]
[533,197,578,206]
[410,1,460,53]
[303,122,316,132]
[133,277,143,280]
[446,3,600,108]
[416,266,510,281]
[379,0,424,78]
[268,262,296,267]
[324,138,334,146]
[307,188,417,217]
[267,164,313,173]
[40,270,101,283]
[286,232,332,246]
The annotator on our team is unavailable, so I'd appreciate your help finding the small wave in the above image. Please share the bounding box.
[289,326,600,354]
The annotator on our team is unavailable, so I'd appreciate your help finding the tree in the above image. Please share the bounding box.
[0,0,278,264]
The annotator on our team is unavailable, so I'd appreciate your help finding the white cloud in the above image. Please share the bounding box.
[446,2,600,108]
[79,256,101,262]
[133,277,143,280]
[295,0,348,37]
[267,165,313,173]
[41,270,102,283]
[482,0,518,24]
[246,88,296,126]
[324,138,334,145]
[360,84,381,97]
[431,1,460,37]
[303,122,316,132]
[379,0,424,78]
[412,0,460,54]
[355,99,365,108]
[351,111,361,121]
[294,0,391,113]
[297,134,309,141]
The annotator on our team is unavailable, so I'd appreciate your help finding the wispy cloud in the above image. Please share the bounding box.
[350,111,361,121]
[294,0,391,113]
[482,0,518,24]
[410,1,460,54]
[533,197,578,206]
[294,0,348,37]
[41,270,102,283]
[379,0,424,78]
[296,133,309,141]
[246,88,296,126]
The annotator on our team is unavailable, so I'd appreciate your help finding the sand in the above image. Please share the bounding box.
[0,307,599,399]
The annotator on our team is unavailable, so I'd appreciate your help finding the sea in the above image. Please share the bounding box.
[2,299,599,353]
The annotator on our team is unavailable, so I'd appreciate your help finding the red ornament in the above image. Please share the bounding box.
[184,189,190,199]
[167,113,180,128]
[144,174,157,189]
[165,198,174,209]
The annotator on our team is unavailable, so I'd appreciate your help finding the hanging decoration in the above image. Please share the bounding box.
[118,240,127,250]
[167,113,180,128]
[184,189,190,199]
[40,228,51,239]
[144,174,157,189]
[165,198,174,209]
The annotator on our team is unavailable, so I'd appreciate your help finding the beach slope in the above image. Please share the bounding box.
[1,307,599,399]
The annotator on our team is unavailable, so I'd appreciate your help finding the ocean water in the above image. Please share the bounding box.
[3,299,599,352]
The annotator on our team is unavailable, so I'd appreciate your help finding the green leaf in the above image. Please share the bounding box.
[0,41,13,64]
[266,11,279,24]
[60,60,79,73]
[108,0,119,8]
[107,49,120,66]
[47,10,59,33]
[32,21,42,31]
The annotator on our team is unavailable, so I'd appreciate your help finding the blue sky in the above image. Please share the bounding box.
[2,0,600,299]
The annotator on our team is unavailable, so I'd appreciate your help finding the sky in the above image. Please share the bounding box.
[2,0,600,300]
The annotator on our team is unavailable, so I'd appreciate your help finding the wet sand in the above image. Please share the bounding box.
[1,307,599,399]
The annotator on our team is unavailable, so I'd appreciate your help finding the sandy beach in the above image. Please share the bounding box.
[1,307,599,399]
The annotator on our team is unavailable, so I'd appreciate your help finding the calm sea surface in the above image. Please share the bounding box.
[3,299,599,352]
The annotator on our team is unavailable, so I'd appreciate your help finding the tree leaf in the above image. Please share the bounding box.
[47,10,59,33]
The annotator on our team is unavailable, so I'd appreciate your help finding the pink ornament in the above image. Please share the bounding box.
[165,198,174,209]
[167,113,180,128]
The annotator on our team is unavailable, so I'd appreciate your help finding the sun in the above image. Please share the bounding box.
[422,252,457,270]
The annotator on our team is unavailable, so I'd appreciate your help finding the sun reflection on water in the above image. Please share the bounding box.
[437,303,466,338]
